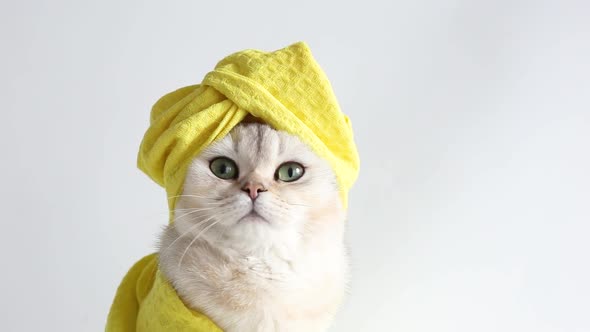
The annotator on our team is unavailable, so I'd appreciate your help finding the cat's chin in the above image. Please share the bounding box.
[238,210,269,224]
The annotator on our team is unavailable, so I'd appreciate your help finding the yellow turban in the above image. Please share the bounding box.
[106,42,359,331]
[138,41,359,218]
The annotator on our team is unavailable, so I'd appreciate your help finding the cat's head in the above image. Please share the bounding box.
[173,122,345,252]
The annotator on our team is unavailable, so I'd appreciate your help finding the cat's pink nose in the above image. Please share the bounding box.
[241,182,267,200]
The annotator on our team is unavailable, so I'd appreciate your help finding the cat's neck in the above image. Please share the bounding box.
[159,214,346,284]
[158,218,348,332]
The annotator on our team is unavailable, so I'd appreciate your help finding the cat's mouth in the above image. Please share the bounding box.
[238,209,269,223]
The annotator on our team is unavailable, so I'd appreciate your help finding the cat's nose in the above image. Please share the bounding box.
[241,182,267,200]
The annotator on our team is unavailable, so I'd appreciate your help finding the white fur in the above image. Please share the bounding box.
[158,123,349,332]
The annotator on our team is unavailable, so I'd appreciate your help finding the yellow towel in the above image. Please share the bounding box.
[106,42,359,331]
[106,254,222,331]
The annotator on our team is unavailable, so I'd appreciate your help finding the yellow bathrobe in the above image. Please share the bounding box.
[106,42,359,331]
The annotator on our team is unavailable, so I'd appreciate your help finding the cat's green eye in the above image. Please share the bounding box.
[210,157,239,180]
[276,162,305,182]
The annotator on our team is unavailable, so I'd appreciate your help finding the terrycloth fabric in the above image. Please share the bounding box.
[106,42,359,331]
[106,254,222,332]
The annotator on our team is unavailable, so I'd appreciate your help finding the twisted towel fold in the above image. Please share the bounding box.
[106,42,359,331]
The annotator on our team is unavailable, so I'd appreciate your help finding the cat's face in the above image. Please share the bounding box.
[173,123,344,252]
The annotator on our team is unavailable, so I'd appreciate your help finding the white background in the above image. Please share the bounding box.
[1,1,589,331]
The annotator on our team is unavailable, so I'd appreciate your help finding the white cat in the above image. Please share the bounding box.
[159,122,349,332]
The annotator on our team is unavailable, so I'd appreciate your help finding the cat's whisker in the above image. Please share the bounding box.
[161,208,226,250]
[168,194,223,200]
[160,216,214,254]
[174,208,216,223]
[136,207,220,223]
[175,207,218,212]
[177,218,221,268]
[268,189,314,208]
[174,205,223,212]
[284,201,312,207]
